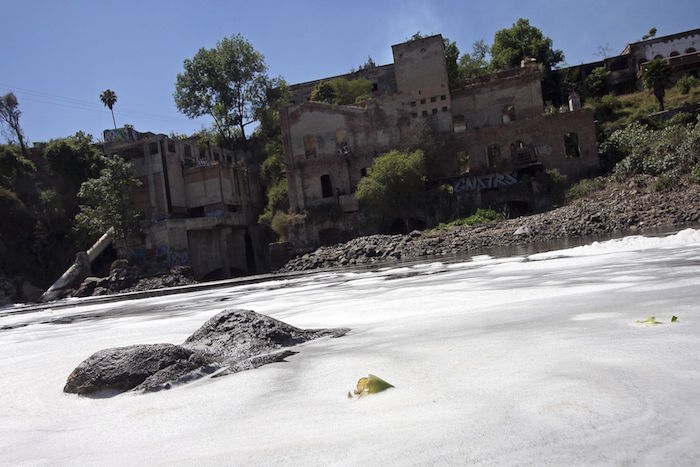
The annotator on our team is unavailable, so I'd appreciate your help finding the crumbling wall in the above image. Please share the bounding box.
[457,109,598,180]
[451,68,543,130]
[280,100,403,212]
[289,64,397,104]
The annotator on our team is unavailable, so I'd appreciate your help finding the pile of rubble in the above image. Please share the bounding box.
[281,180,700,272]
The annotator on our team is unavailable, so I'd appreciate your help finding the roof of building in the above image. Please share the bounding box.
[621,27,700,55]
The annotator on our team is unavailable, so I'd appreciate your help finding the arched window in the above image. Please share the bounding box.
[502,105,516,123]
[654,54,664,60]
[685,47,697,54]
[670,51,680,57]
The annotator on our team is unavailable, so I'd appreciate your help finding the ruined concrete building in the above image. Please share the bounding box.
[280,34,598,248]
[103,128,268,279]
[563,28,700,93]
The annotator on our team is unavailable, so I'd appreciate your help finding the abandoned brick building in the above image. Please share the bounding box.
[280,34,598,248]
[103,127,268,279]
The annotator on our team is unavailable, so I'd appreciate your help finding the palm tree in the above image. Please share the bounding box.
[100,89,118,129]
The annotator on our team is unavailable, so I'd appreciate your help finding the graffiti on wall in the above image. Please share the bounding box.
[452,171,519,193]
[104,127,143,143]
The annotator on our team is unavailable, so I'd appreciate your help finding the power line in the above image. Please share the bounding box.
[0,82,195,124]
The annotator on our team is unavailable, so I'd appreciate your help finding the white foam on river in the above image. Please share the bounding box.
[1,229,700,465]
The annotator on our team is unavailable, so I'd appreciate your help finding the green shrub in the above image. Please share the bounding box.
[599,93,622,114]
[601,121,654,161]
[566,177,606,200]
[270,211,289,241]
[633,174,647,188]
[690,166,700,184]
[258,178,288,225]
[584,67,610,97]
[665,112,694,127]
[676,75,698,94]
[432,208,502,231]
[654,175,674,191]
[533,168,567,200]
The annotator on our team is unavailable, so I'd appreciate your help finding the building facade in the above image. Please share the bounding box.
[104,128,268,279]
[281,34,599,248]
[561,28,700,94]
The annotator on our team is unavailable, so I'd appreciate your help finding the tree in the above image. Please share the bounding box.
[642,58,672,111]
[355,149,427,232]
[310,80,336,104]
[0,93,27,156]
[359,56,376,71]
[44,131,103,199]
[594,43,614,59]
[255,79,292,228]
[489,18,564,71]
[583,66,610,97]
[100,89,117,129]
[443,38,461,89]
[642,27,657,41]
[0,145,35,190]
[75,155,142,255]
[309,78,372,105]
[174,34,269,145]
[458,39,491,81]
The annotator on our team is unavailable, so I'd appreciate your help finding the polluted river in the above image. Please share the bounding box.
[1,229,699,465]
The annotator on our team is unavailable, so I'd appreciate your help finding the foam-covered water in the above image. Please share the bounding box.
[1,229,699,465]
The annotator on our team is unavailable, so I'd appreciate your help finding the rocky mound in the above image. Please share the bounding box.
[64,309,349,396]
[281,181,700,272]
[72,264,197,298]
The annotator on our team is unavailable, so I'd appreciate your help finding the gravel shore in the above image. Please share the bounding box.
[281,179,700,272]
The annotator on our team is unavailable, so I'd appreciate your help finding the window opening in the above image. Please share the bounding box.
[320,174,333,198]
[564,133,580,158]
[303,134,317,158]
[335,129,350,155]
[502,105,516,123]
[453,114,466,133]
[487,144,501,169]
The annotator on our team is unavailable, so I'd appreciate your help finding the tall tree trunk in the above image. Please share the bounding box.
[16,129,27,157]
[111,108,117,129]
[654,87,665,111]
[239,121,247,143]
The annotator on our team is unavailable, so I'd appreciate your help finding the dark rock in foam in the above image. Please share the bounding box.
[64,309,348,396]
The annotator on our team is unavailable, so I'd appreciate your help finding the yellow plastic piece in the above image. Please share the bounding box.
[636,316,663,325]
[351,374,394,397]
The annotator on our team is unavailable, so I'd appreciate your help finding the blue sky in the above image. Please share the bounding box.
[2,0,698,143]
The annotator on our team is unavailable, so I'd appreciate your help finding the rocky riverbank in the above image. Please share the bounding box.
[72,262,197,298]
[281,179,700,272]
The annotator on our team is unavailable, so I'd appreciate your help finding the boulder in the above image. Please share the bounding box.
[72,277,104,298]
[513,226,532,237]
[63,344,211,395]
[64,309,349,396]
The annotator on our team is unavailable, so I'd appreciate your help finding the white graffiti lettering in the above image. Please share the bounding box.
[451,171,518,193]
